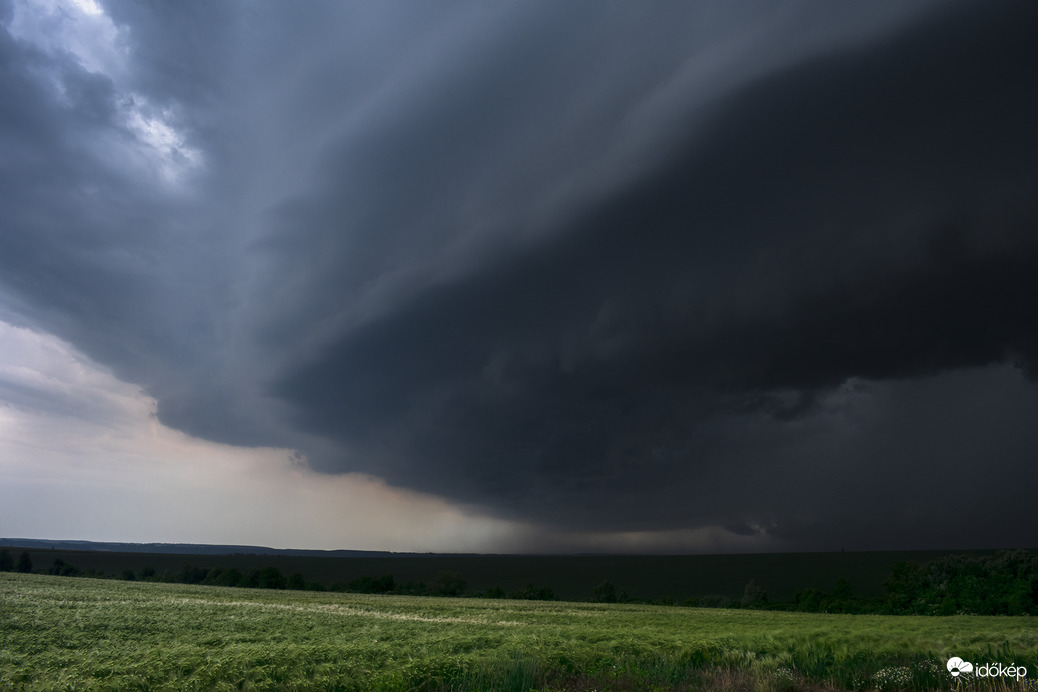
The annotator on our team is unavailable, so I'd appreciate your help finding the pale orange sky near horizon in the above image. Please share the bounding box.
[0,320,771,554]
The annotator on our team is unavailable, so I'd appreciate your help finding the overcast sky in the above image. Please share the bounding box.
[2,0,1037,553]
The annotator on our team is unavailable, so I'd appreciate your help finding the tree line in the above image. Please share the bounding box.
[701,550,1038,615]
[3,548,1035,614]
[0,549,33,573]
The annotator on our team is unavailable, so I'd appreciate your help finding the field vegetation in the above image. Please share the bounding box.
[3,572,1037,691]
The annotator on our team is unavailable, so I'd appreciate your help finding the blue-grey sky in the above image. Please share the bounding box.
[2,0,1037,553]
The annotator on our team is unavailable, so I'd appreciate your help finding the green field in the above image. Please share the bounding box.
[3,573,1037,691]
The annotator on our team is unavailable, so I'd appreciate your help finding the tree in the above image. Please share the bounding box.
[257,566,286,589]
[433,571,466,596]
[831,578,854,601]
[287,572,306,590]
[47,559,80,577]
[15,551,32,573]
[241,568,261,588]
[0,549,12,571]
[215,568,244,587]
[592,581,617,603]
[741,579,768,607]
[202,568,226,586]
[794,588,824,612]
[884,561,927,614]
[348,575,395,594]
[177,562,207,584]
[508,583,556,601]
[533,585,556,601]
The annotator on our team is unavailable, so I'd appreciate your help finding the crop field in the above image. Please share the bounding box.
[2,573,1036,692]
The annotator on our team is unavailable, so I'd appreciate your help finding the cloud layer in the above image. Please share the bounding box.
[2,0,1037,551]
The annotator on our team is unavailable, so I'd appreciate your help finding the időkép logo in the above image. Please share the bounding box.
[947,656,1028,681]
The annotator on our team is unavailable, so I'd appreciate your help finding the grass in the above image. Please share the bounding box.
[2,572,1037,691]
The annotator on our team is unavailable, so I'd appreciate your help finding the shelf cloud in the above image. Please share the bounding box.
[2,0,1036,551]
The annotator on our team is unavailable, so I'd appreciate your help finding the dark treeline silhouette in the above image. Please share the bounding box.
[46,558,80,577]
[735,550,1038,615]
[557,551,1038,614]
[4,548,1034,614]
[881,550,1038,615]
[344,574,396,593]
[0,549,34,573]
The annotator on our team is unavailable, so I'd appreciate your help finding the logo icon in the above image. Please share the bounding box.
[947,657,974,677]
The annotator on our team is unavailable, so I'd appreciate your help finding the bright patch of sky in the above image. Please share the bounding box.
[0,320,765,552]
[0,320,520,551]
[0,320,769,552]
[8,0,202,184]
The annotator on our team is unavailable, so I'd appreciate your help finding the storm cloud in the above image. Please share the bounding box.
[2,0,1037,551]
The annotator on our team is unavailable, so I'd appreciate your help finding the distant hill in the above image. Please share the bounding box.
[4,538,1031,602]
[0,537,416,558]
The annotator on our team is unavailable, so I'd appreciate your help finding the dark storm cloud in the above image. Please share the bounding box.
[0,4,279,449]
[2,0,1037,550]
[273,0,1038,546]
